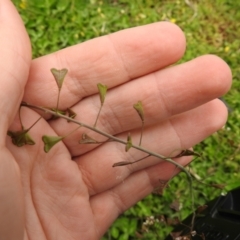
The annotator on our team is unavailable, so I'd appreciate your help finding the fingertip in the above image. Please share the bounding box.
[211,98,229,130]
[168,98,230,150]
[108,21,187,73]
[137,21,186,65]
[202,54,232,96]
[194,99,229,139]
[154,21,186,61]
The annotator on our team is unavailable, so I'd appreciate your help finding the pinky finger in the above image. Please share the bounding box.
[90,155,191,237]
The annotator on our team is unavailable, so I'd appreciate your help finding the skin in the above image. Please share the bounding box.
[0,0,232,239]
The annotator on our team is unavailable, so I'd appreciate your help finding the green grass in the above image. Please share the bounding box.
[13,0,240,239]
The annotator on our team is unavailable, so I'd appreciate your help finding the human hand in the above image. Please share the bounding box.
[2,0,231,239]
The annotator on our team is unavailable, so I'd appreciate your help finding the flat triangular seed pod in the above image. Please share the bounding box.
[174,149,201,158]
[24,132,36,145]
[125,133,132,152]
[7,130,35,147]
[79,133,98,144]
[50,68,68,90]
[133,101,144,122]
[42,135,63,153]
[67,108,77,120]
[112,161,131,167]
[97,83,108,105]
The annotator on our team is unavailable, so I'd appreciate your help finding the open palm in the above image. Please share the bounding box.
[1,1,231,239]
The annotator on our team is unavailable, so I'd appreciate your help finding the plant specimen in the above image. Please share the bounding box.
[7,68,221,240]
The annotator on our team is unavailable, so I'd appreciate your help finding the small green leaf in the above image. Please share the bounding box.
[97,83,108,105]
[8,130,35,147]
[133,101,144,122]
[67,108,77,122]
[42,135,63,153]
[125,133,132,152]
[50,68,68,90]
[79,133,98,144]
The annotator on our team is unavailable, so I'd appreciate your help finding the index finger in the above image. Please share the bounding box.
[24,22,186,109]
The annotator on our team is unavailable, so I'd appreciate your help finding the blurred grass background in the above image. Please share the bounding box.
[12,0,240,239]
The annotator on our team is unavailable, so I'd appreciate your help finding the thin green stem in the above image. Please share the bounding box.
[18,105,42,131]
[19,106,24,129]
[56,90,61,112]
[94,104,102,128]
[63,125,81,139]
[27,116,43,131]
[117,154,151,166]
[139,121,144,146]
[132,154,150,164]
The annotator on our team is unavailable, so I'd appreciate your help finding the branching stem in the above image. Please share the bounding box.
[21,102,192,171]
[21,101,195,226]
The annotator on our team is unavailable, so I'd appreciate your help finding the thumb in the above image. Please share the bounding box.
[0,0,31,138]
[0,0,31,239]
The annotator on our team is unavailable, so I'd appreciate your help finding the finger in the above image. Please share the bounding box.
[0,0,31,136]
[90,100,228,236]
[90,156,191,237]
[76,99,227,196]
[0,0,31,238]
[24,22,186,108]
[50,54,231,156]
